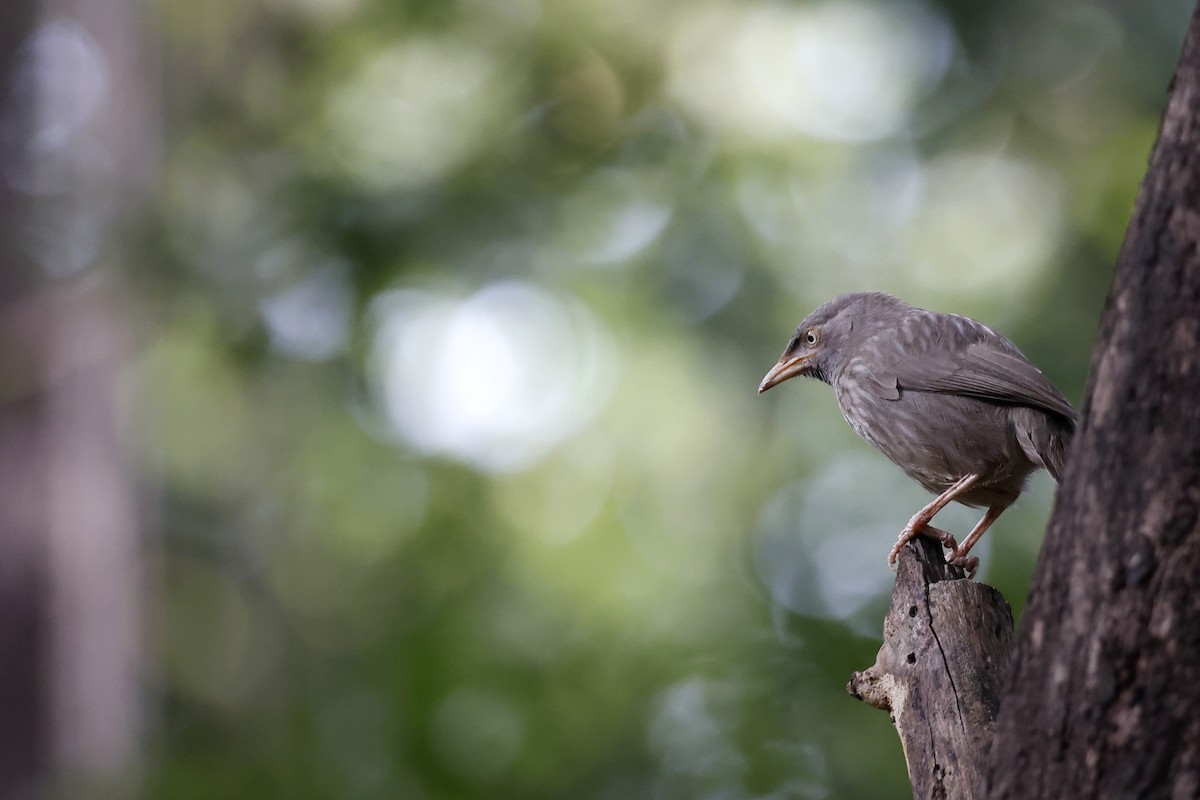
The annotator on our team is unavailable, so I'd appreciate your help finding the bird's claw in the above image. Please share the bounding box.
[949,553,979,577]
[887,525,921,568]
[921,526,959,560]
[888,523,962,569]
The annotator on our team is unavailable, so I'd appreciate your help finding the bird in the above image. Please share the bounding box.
[758,292,1075,574]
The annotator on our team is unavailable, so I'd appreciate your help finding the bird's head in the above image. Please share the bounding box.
[758,292,904,394]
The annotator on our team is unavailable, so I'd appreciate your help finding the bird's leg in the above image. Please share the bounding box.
[887,474,980,567]
[948,504,1008,576]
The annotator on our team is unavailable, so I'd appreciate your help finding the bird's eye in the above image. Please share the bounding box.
[805,330,818,345]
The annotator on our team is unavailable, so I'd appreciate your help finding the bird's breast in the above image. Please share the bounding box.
[833,367,893,453]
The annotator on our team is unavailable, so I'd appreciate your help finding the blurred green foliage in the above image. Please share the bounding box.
[128,0,1190,797]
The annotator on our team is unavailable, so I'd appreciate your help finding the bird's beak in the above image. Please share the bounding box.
[758,353,811,394]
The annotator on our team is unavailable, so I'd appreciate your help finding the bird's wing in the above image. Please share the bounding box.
[891,342,1077,422]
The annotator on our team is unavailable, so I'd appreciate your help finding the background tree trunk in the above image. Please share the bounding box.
[985,3,1200,798]
[0,2,53,794]
[0,1,146,795]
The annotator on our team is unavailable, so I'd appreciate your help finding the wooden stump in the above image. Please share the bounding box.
[848,537,1015,799]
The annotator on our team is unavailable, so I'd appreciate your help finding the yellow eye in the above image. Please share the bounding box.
[805,330,818,345]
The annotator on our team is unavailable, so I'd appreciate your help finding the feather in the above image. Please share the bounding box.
[890,339,1077,424]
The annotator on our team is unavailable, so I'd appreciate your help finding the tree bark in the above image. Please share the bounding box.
[848,537,1014,799]
[985,4,1200,798]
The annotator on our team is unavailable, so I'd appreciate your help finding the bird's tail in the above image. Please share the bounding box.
[1041,424,1073,482]
[1016,409,1075,483]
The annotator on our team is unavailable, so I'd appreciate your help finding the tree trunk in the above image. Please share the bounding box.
[849,538,1014,799]
[985,3,1200,798]
[0,3,52,794]
[0,2,146,795]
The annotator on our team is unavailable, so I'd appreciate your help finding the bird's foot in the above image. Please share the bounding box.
[948,553,979,577]
[922,525,958,553]
[888,523,960,569]
[887,532,911,567]
[887,520,926,567]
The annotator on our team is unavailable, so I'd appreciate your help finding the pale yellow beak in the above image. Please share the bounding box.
[758,353,812,394]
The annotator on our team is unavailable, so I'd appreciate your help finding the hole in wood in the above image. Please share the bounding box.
[906,652,916,664]
[908,605,918,617]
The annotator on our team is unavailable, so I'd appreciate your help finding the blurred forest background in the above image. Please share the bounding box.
[1,0,1192,798]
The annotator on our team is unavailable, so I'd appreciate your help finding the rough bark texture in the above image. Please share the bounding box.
[849,537,1014,800]
[985,6,1200,799]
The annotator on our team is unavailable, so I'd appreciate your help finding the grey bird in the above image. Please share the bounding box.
[758,292,1075,573]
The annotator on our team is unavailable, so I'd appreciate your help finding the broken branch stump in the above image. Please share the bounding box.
[847,537,1015,799]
